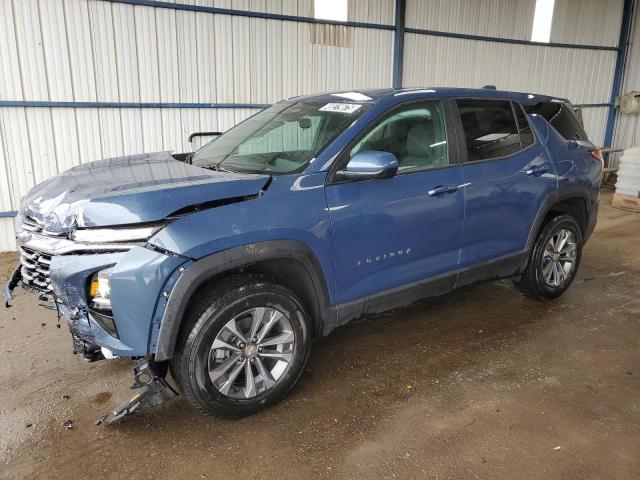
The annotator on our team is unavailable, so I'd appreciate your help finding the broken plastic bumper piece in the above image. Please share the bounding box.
[4,264,21,308]
[97,360,178,425]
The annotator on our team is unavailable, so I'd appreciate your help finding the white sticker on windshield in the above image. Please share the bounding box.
[319,103,363,114]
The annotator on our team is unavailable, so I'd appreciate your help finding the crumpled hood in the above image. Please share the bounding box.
[21,152,270,233]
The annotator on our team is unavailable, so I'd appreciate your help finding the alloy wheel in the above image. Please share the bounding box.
[208,307,295,399]
[542,228,577,287]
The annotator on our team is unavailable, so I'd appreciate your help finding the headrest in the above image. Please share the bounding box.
[406,122,434,157]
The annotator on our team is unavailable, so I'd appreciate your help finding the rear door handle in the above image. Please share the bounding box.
[427,185,458,197]
[526,165,549,176]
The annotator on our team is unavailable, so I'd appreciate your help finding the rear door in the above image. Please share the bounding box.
[452,99,557,282]
[325,100,464,304]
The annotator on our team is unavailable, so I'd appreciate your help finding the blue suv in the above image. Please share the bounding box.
[5,87,602,421]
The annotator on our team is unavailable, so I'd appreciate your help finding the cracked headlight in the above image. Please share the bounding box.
[71,223,164,243]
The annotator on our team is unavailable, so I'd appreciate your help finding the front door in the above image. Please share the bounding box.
[325,101,465,304]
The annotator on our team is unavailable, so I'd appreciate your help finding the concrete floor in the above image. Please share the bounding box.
[0,191,639,479]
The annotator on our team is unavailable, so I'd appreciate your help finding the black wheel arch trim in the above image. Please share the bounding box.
[525,187,594,252]
[154,240,333,361]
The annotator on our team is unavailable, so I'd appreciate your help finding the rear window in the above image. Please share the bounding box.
[524,102,588,141]
[456,99,529,161]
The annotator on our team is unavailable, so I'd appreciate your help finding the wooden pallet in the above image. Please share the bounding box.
[612,193,640,213]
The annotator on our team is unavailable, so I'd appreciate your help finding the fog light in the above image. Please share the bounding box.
[90,308,119,339]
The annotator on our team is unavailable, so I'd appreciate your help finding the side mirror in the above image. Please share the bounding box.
[335,151,399,181]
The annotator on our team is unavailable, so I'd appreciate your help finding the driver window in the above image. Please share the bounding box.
[349,102,448,173]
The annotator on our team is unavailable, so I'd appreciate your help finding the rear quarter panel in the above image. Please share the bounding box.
[533,114,601,208]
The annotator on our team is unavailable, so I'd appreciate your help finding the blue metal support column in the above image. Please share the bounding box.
[392,0,406,89]
[603,0,636,157]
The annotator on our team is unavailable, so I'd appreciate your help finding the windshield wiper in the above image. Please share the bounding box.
[204,163,235,173]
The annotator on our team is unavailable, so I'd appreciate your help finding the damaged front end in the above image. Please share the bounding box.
[5,216,189,422]
[4,152,271,422]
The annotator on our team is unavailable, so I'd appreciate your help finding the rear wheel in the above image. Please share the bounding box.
[515,214,582,300]
[170,275,311,419]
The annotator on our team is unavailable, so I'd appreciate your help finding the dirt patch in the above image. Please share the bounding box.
[0,252,18,283]
[91,392,112,405]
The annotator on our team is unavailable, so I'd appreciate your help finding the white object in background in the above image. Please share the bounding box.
[620,92,640,114]
[615,145,640,197]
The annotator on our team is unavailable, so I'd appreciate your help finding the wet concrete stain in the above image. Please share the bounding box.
[91,392,112,405]
[1,191,639,479]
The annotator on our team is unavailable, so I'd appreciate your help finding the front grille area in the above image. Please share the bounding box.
[20,246,54,294]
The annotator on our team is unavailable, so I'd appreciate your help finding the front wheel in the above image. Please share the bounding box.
[515,214,583,300]
[170,275,311,419]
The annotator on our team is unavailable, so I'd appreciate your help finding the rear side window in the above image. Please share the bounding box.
[456,99,524,161]
[513,103,535,148]
[525,102,588,141]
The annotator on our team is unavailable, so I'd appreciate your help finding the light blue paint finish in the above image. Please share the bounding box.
[12,87,602,358]
[458,123,557,267]
[149,172,337,302]
[109,247,189,356]
[20,151,270,233]
[326,165,465,303]
[48,247,188,356]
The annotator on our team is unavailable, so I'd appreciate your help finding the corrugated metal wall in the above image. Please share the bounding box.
[613,2,640,165]
[0,0,629,251]
[403,0,623,148]
[0,0,395,250]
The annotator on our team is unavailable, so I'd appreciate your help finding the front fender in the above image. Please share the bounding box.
[154,240,332,361]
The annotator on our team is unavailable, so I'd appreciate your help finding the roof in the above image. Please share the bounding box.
[292,87,567,106]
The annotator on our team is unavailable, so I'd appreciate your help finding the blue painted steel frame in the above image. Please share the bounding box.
[105,0,619,52]
[107,0,396,30]
[0,0,622,114]
[603,0,636,154]
[0,101,270,109]
[392,0,406,89]
[404,27,619,51]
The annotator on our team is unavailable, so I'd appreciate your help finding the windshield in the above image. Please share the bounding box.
[191,101,371,174]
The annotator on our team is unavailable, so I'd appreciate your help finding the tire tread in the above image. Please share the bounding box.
[514,213,582,300]
[169,274,309,419]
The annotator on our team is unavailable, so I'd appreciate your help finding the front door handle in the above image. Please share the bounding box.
[526,165,549,176]
[427,185,458,197]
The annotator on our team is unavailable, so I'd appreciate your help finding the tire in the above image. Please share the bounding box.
[169,274,311,419]
[514,214,583,300]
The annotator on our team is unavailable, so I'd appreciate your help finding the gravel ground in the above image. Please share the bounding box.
[0,191,639,479]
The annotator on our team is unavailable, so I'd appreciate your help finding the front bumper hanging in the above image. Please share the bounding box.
[97,360,178,425]
[4,264,22,308]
